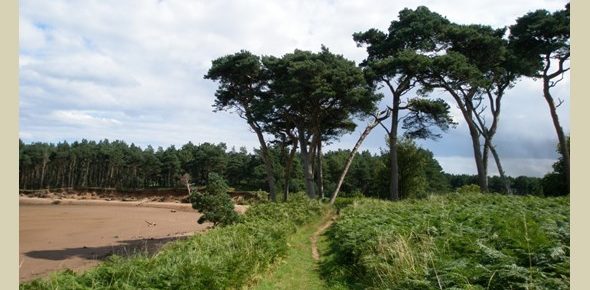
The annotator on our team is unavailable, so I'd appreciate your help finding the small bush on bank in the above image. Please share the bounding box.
[191,172,240,226]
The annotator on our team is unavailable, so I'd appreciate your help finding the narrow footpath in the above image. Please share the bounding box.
[251,211,335,290]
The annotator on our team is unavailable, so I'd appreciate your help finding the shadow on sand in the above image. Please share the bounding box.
[24,236,189,262]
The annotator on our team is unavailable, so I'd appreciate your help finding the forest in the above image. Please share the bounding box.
[19,138,564,198]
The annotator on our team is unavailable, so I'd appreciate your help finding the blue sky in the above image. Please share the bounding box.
[19,0,570,177]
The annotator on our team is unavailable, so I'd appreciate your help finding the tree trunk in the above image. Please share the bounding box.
[68,157,75,188]
[330,118,382,205]
[317,135,324,199]
[249,121,278,202]
[298,128,316,198]
[40,152,48,189]
[283,140,298,201]
[82,162,89,188]
[450,89,488,192]
[488,143,512,194]
[482,140,489,185]
[389,94,401,201]
[543,77,570,191]
[467,122,488,192]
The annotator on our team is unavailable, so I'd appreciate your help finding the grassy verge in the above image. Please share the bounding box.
[252,211,334,290]
[321,193,569,290]
[21,196,325,290]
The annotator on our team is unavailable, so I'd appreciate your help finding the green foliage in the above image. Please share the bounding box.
[353,6,457,201]
[323,150,385,198]
[205,47,382,198]
[323,141,449,201]
[263,47,380,128]
[339,190,364,199]
[322,194,569,289]
[21,198,325,290]
[332,197,362,213]
[396,139,428,198]
[457,184,481,194]
[353,7,454,200]
[377,138,448,199]
[542,137,569,196]
[251,190,270,203]
[512,176,543,196]
[509,3,570,76]
[191,172,240,226]
[446,174,545,196]
[403,98,456,139]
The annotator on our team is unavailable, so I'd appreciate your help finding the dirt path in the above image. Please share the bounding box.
[19,197,233,282]
[311,213,335,261]
[252,212,336,290]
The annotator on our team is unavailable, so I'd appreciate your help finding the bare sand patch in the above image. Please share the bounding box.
[19,197,210,282]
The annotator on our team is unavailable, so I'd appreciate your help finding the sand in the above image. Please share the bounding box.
[19,197,212,282]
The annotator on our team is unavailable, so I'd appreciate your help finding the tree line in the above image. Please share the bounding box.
[19,138,565,197]
[205,4,569,201]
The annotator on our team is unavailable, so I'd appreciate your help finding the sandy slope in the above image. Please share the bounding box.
[19,197,220,282]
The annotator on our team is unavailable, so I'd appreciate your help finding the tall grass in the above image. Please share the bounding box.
[321,193,569,289]
[21,195,325,290]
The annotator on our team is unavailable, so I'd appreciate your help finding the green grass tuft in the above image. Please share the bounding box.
[321,193,569,290]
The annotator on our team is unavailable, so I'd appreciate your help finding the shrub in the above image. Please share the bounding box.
[191,172,240,226]
[457,183,480,193]
[248,190,270,205]
[339,190,365,199]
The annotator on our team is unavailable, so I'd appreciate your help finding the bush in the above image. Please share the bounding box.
[332,196,362,213]
[339,190,364,199]
[246,190,270,205]
[191,172,240,226]
[457,183,480,193]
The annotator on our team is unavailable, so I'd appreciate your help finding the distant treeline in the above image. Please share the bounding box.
[19,139,563,197]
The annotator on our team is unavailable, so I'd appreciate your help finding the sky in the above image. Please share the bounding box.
[19,0,570,177]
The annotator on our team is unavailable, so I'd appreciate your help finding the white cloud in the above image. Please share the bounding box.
[50,110,122,127]
[19,17,46,52]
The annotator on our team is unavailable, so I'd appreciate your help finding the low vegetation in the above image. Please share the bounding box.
[21,195,325,290]
[321,193,569,289]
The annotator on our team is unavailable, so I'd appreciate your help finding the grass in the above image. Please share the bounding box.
[251,212,334,290]
[321,193,569,290]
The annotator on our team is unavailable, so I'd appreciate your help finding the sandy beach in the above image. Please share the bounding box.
[19,197,213,282]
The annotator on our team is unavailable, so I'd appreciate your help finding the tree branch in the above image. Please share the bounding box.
[549,72,567,88]
[547,52,570,79]
[556,98,565,108]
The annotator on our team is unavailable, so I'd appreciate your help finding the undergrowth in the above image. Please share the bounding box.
[321,193,569,290]
[21,193,324,290]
